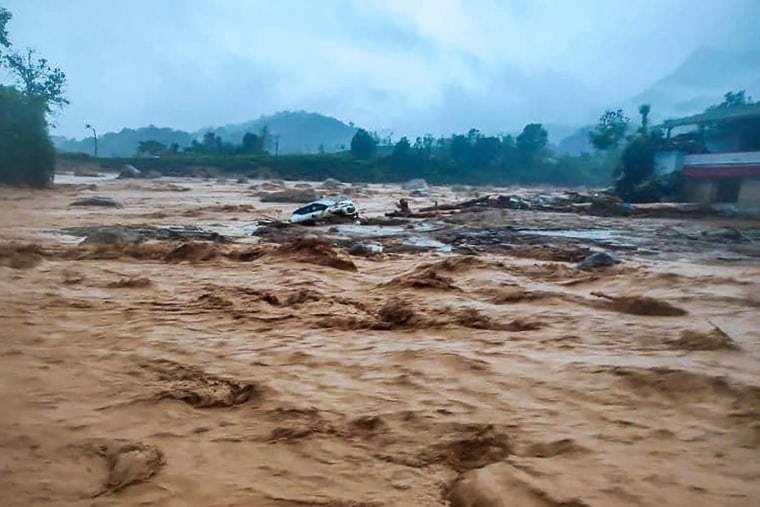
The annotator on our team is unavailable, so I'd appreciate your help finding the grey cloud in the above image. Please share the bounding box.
[2,0,759,139]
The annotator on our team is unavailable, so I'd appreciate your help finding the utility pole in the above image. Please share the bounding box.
[85,124,98,158]
[274,135,280,157]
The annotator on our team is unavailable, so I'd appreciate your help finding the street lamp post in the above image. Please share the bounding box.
[85,124,98,158]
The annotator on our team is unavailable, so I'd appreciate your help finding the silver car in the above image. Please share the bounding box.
[289,198,358,224]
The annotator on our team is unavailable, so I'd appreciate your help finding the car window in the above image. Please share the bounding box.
[294,203,328,215]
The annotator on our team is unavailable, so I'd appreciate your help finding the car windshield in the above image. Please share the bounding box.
[294,203,328,215]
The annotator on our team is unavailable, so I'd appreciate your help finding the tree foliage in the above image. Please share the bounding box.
[137,140,167,157]
[516,123,549,164]
[0,7,67,188]
[241,132,265,154]
[0,7,10,50]
[708,90,752,111]
[638,104,651,132]
[350,128,376,159]
[4,48,68,112]
[590,109,629,150]
[0,86,56,187]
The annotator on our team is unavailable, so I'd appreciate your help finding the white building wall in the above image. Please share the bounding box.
[684,151,760,167]
[738,178,760,210]
[653,151,684,175]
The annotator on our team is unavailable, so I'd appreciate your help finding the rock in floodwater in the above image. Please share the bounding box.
[320,178,342,190]
[70,195,125,208]
[117,164,141,179]
[576,251,620,271]
[401,178,429,191]
[349,241,384,256]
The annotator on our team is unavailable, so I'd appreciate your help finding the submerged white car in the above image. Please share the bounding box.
[289,198,358,224]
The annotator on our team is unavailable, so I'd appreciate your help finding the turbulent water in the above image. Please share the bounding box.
[1,176,759,506]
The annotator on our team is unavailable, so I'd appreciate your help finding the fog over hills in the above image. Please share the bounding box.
[51,45,760,157]
[5,0,755,151]
[629,47,760,123]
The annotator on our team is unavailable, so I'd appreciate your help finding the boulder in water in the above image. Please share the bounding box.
[402,178,429,191]
[349,241,384,256]
[576,251,620,271]
[117,164,141,179]
[321,178,342,190]
[70,195,125,208]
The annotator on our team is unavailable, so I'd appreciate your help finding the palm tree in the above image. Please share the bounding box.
[639,104,651,132]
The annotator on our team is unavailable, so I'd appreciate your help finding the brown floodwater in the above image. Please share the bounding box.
[0,174,759,506]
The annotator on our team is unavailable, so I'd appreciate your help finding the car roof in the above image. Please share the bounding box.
[292,199,335,214]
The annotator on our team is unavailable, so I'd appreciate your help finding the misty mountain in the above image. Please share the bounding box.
[555,127,594,156]
[53,111,357,157]
[629,46,760,122]
[555,47,760,155]
[206,111,357,154]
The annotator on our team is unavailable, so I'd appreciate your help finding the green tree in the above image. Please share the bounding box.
[0,7,66,188]
[350,128,376,159]
[516,123,549,165]
[241,132,263,154]
[137,140,167,157]
[708,90,751,110]
[0,7,10,50]
[638,104,651,132]
[4,48,68,112]
[590,109,629,150]
[450,134,470,164]
[393,137,411,158]
[0,86,55,187]
[201,131,222,152]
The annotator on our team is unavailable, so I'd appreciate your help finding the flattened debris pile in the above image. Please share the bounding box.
[61,225,229,244]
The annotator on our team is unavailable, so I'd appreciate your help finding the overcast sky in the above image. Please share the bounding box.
[2,0,758,139]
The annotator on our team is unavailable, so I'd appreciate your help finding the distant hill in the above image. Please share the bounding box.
[207,111,357,154]
[629,46,760,123]
[53,126,194,158]
[53,111,358,157]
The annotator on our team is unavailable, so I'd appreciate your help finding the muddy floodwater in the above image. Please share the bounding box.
[1,175,759,506]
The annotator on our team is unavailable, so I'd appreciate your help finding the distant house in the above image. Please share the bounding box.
[655,103,760,212]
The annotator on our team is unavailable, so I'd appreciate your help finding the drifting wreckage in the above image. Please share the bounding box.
[387,190,725,219]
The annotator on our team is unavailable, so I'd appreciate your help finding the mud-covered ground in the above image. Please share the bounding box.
[1,174,759,506]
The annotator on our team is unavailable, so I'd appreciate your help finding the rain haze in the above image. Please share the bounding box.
[3,0,760,139]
